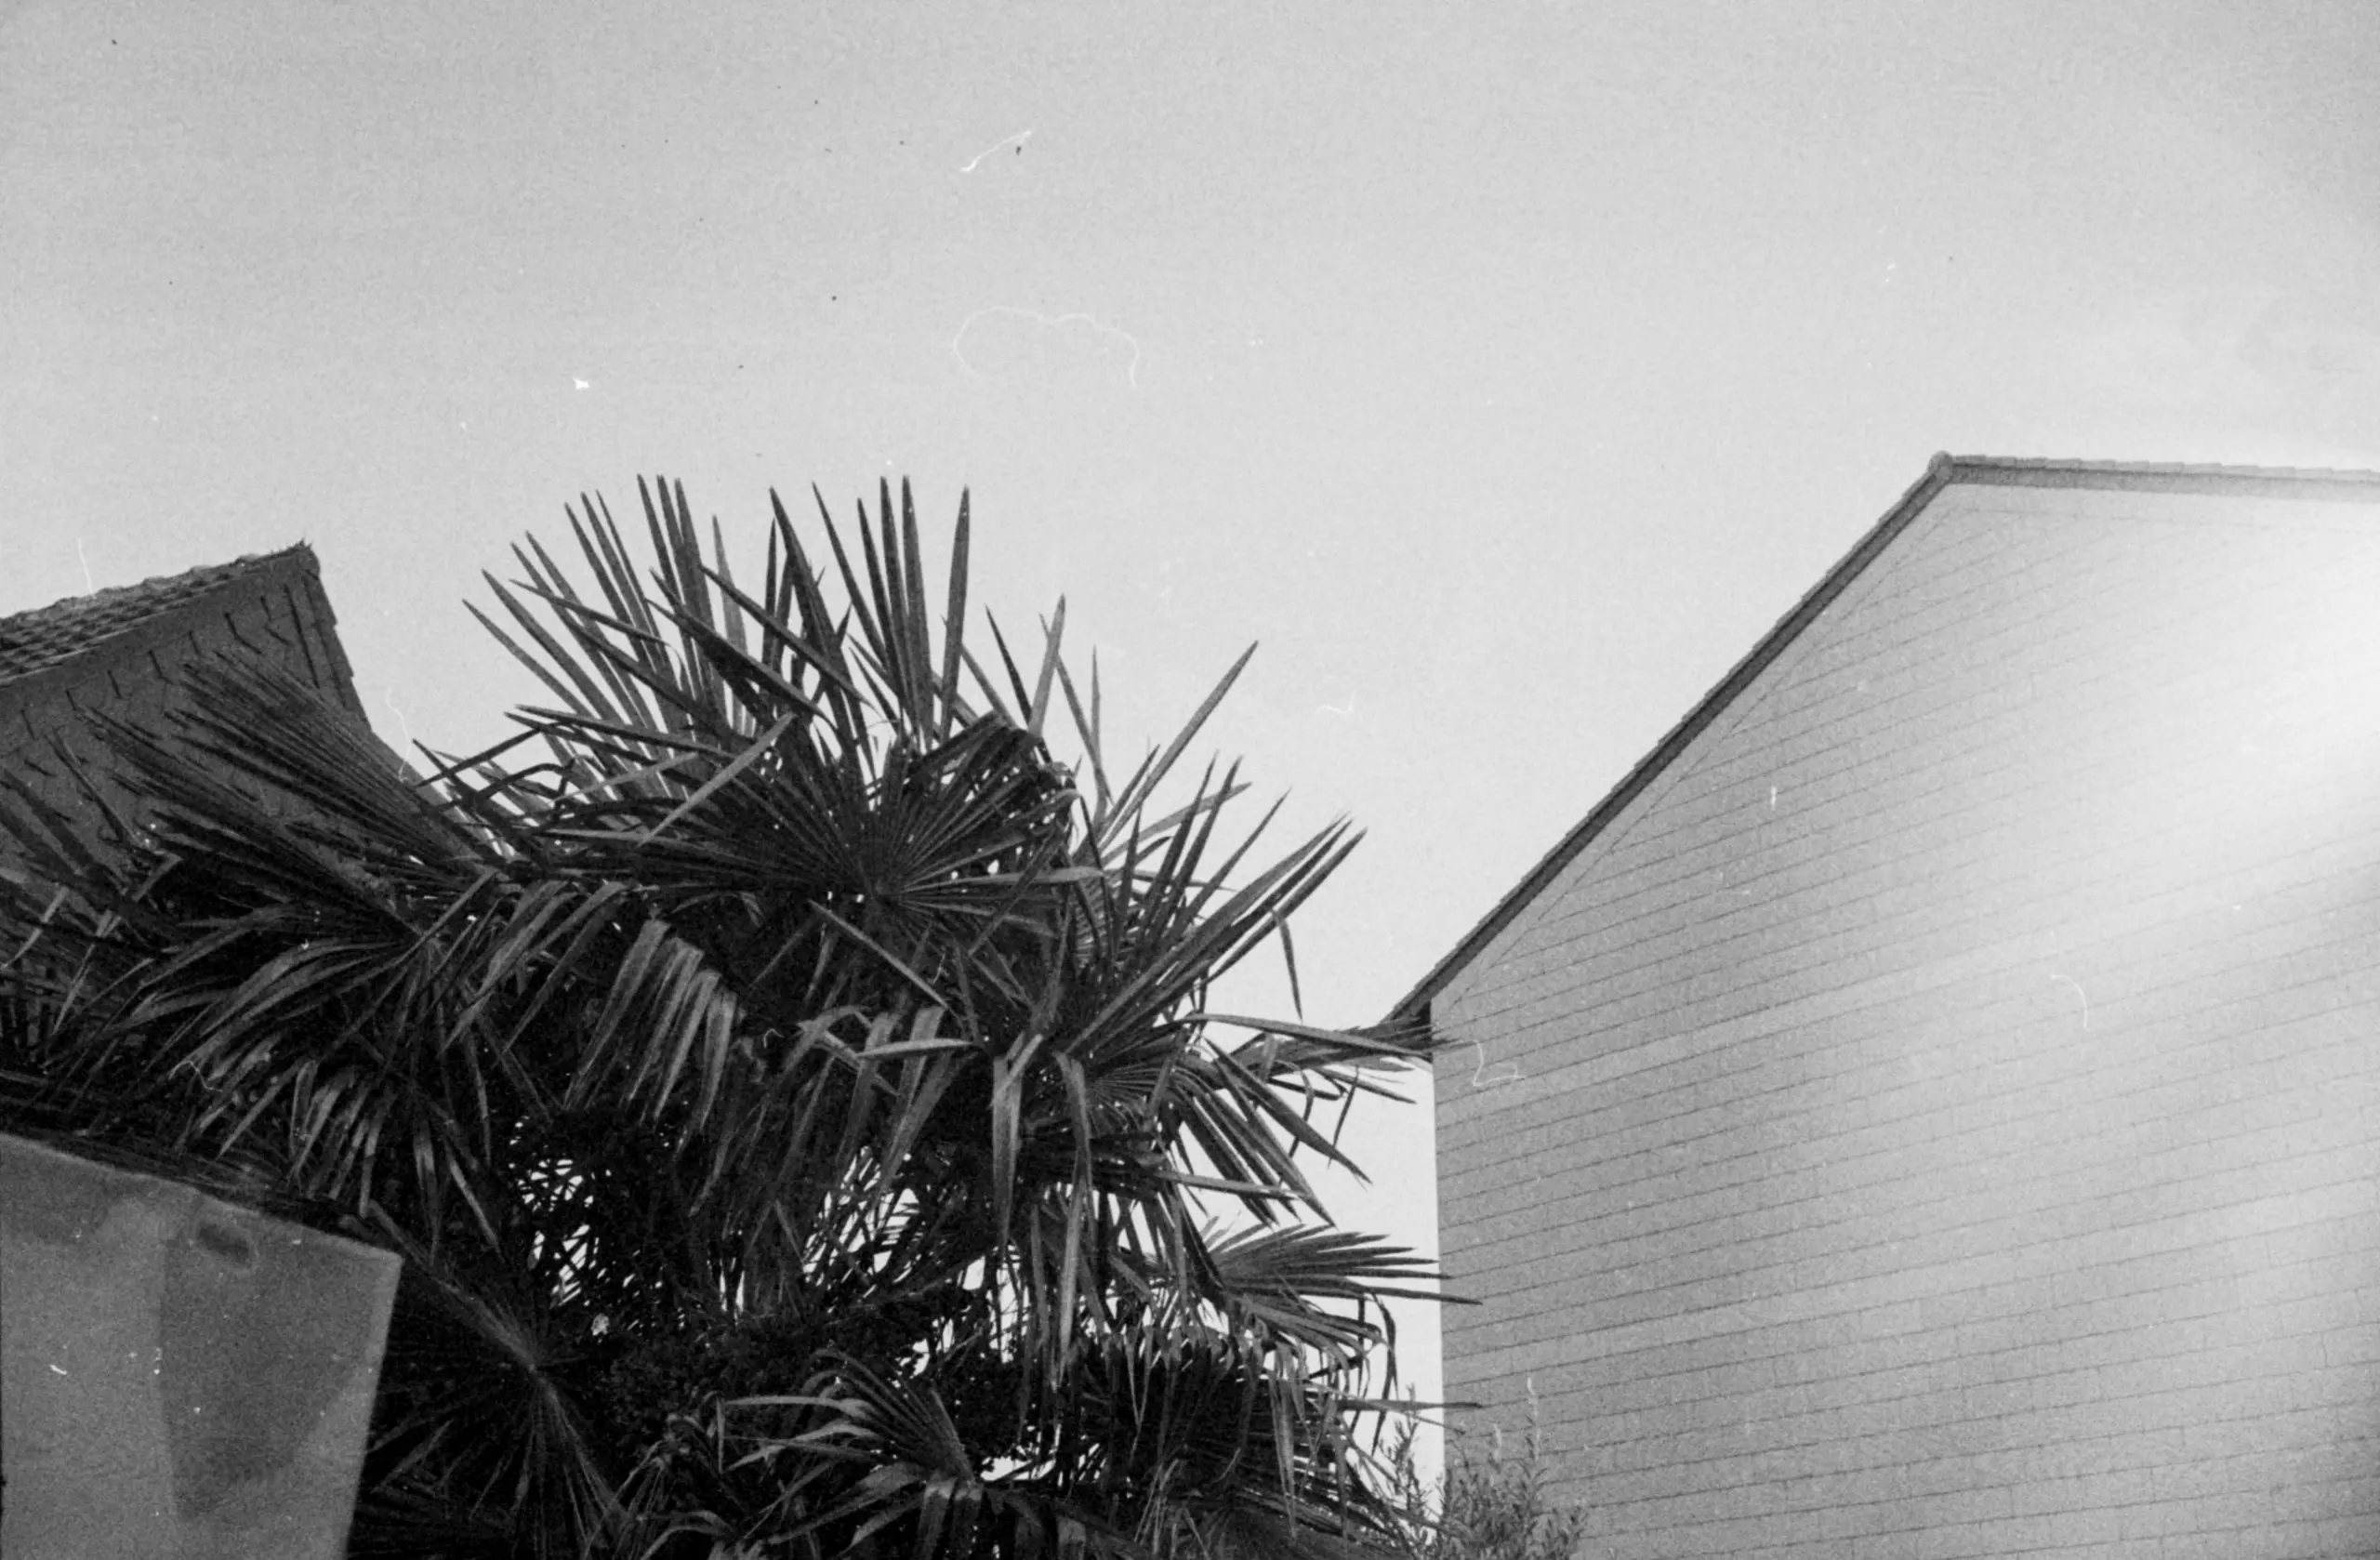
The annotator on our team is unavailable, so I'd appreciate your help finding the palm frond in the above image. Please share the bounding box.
[0,474,1445,1560]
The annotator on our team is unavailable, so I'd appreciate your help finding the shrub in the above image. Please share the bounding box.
[1382,1411,1588,1560]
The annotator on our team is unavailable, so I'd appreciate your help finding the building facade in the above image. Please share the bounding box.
[1400,457,2380,1556]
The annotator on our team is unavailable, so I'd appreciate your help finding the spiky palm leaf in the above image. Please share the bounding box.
[0,476,1436,1560]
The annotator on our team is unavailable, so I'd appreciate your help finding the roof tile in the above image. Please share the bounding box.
[0,547,314,688]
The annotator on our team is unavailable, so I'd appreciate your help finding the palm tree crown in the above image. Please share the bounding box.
[0,478,1436,1560]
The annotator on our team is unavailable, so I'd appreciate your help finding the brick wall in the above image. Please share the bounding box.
[1434,479,2380,1556]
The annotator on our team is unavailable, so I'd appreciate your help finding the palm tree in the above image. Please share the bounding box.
[0,478,1437,1559]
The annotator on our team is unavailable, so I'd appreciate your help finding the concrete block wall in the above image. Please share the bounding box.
[1434,478,2380,1556]
[1,1131,400,1558]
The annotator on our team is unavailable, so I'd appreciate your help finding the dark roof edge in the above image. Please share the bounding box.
[1379,454,1959,1030]
[1948,455,2380,502]
[1383,450,2380,1030]
[287,548,369,721]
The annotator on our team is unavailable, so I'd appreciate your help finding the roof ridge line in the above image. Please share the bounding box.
[1946,454,2380,483]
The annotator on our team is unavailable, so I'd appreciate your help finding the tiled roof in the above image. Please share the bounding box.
[0,547,316,689]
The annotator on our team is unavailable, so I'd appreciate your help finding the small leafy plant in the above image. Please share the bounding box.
[1382,1411,1589,1560]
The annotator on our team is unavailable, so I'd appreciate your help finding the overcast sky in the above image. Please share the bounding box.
[9,0,2380,1408]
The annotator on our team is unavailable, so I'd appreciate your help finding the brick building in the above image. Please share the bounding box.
[1395,456,2380,1555]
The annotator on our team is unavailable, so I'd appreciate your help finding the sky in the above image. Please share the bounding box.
[8,0,2380,1411]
